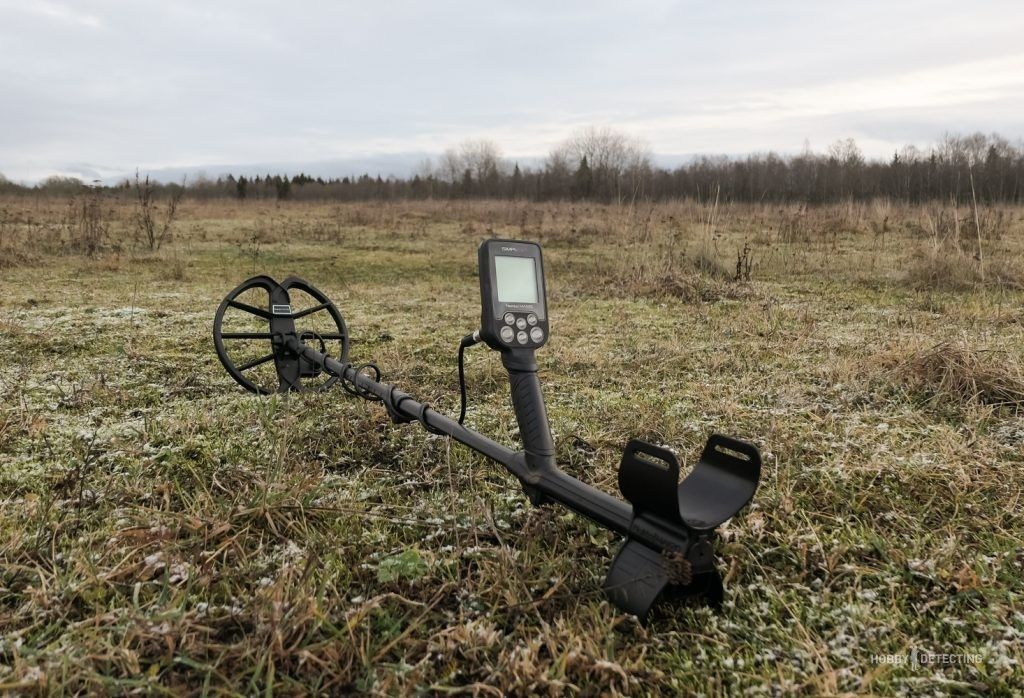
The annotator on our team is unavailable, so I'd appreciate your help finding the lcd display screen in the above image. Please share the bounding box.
[494,255,539,304]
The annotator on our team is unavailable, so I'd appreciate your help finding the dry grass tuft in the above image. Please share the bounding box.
[905,246,1022,291]
[889,341,1024,410]
[904,203,1022,291]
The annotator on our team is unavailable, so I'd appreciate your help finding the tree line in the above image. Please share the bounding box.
[4,129,1023,204]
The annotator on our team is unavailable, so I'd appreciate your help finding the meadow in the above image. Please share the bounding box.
[1,195,1022,694]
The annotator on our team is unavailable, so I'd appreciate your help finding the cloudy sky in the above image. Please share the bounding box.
[1,0,1022,183]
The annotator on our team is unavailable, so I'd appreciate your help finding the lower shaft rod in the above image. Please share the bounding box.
[287,338,694,552]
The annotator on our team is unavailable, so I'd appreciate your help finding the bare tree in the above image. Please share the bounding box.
[412,158,435,180]
[827,138,865,166]
[459,139,504,183]
[438,148,463,185]
[543,149,573,199]
[548,126,652,202]
[434,139,506,196]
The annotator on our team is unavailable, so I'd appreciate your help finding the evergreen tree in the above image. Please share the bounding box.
[511,163,522,199]
[275,177,291,200]
[574,156,593,199]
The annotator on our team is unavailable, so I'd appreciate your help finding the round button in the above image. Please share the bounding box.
[503,313,515,325]
[515,317,527,330]
[530,327,544,343]
[527,313,538,326]
[516,331,528,344]
[500,326,515,343]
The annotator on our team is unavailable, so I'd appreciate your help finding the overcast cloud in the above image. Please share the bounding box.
[1,0,1022,182]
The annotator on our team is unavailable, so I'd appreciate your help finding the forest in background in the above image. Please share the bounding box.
[3,130,1023,205]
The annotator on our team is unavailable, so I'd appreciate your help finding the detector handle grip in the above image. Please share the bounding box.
[502,350,556,470]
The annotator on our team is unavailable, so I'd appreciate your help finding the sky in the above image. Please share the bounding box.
[1,0,1022,183]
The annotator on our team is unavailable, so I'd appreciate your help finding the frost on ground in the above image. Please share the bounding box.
[0,199,1022,694]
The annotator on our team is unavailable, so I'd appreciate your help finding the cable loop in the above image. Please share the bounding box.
[324,332,480,433]
[417,403,445,435]
[328,360,383,402]
[349,363,383,401]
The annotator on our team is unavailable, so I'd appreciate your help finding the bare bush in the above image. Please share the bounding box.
[776,206,812,243]
[67,184,109,256]
[0,204,33,268]
[133,172,183,251]
[735,241,754,281]
[165,252,188,281]
[594,201,758,302]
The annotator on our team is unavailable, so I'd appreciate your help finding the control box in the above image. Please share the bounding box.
[478,239,549,352]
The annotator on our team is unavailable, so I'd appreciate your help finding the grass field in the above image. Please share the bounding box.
[1,197,1023,695]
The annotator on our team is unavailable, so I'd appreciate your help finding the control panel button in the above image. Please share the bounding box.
[530,327,544,343]
[515,317,527,330]
[527,313,538,326]
[503,313,515,325]
[516,331,528,344]
[500,326,515,343]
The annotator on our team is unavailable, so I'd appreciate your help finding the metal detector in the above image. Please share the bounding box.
[213,239,761,620]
